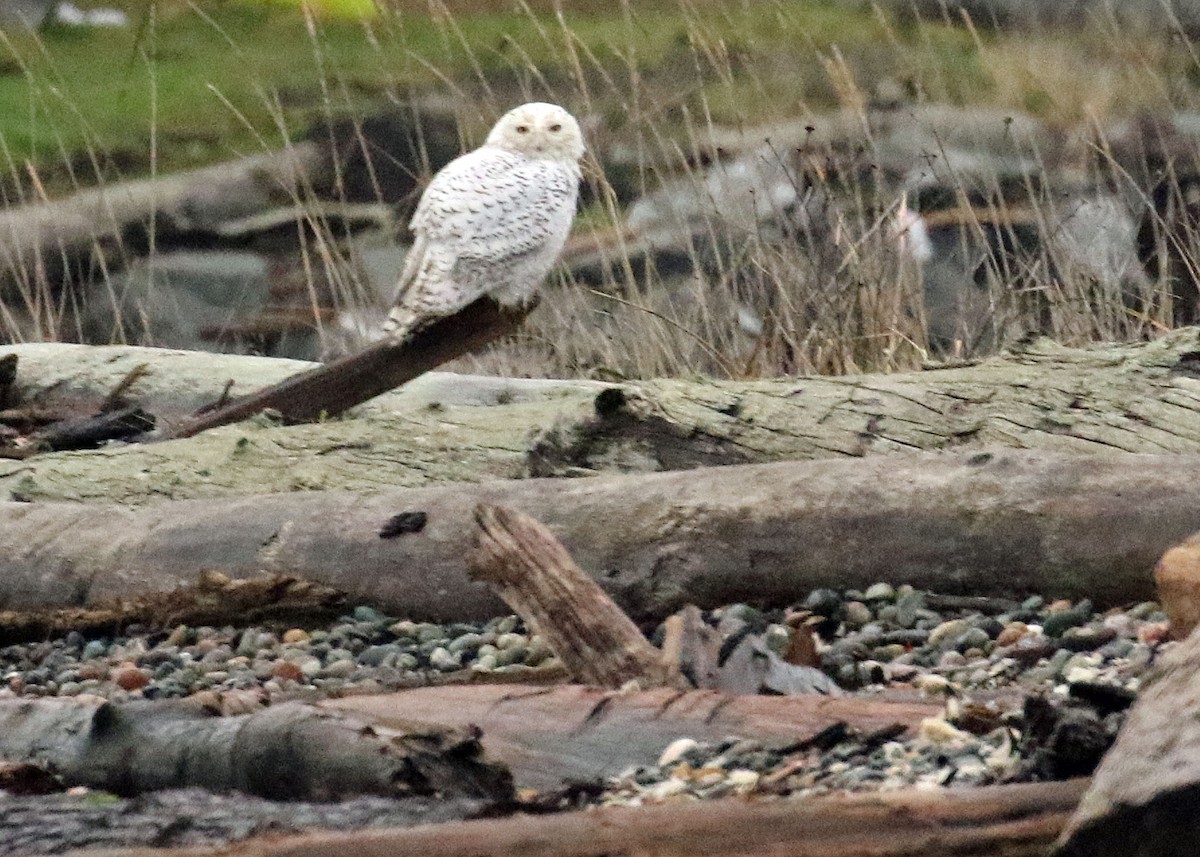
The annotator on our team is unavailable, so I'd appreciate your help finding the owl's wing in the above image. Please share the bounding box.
[386,149,578,332]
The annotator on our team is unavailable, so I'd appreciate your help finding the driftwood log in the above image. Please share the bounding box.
[0,330,1198,503]
[324,685,941,791]
[0,143,328,294]
[0,572,344,646]
[1056,621,1200,855]
[166,298,532,437]
[0,697,512,801]
[0,449,1195,620]
[58,778,1090,857]
[467,504,677,689]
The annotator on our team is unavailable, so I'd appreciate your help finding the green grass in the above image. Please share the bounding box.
[0,0,1003,191]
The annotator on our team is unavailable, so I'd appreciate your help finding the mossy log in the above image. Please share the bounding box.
[0,449,1196,621]
[1,330,1199,504]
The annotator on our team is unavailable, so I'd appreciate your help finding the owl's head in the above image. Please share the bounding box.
[486,102,585,162]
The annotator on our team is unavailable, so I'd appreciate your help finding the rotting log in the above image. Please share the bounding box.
[324,684,941,791]
[0,449,1195,620]
[1056,621,1200,855]
[0,330,1199,503]
[58,778,1090,857]
[165,297,532,437]
[0,697,512,801]
[467,504,677,689]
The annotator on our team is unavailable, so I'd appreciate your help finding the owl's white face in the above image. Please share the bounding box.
[486,102,585,163]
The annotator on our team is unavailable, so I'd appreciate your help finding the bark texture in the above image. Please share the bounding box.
[166,298,532,437]
[0,697,512,800]
[0,330,1198,503]
[325,684,941,791]
[1056,622,1200,855]
[60,778,1089,857]
[467,504,675,688]
[0,450,1193,620]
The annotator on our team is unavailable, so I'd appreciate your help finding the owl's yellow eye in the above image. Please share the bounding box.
[516,125,529,134]
[549,123,562,132]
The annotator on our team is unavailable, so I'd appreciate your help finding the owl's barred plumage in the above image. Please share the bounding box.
[383,102,585,339]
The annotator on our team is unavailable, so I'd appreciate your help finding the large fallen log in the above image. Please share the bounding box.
[324,684,941,791]
[0,329,1199,503]
[0,143,328,294]
[1056,621,1200,855]
[0,696,512,801]
[0,449,1194,620]
[59,778,1090,857]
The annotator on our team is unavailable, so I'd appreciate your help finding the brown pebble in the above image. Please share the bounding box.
[1046,599,1073,614]
[272,661,304,682]
[113,665,149,691]
[76,664,108,682]
[1138,620,1170,646]
[996,623,1029,647]
[1155,534,1200,639]
[282,629,310,644]
[8,676,25,694]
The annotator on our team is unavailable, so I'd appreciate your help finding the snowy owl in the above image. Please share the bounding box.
[383,102,585,338]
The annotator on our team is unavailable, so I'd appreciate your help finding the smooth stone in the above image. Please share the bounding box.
[928,619,971,649]
[388,620,418,638]
[864,583,896,602]
[495,633,528,651]
[957,628,992,651]
[803,588,843,616]
[82,641,108,660]
[429,647,462,671]
[352,606,386,623]
[358,645,398,667]
[416,624,445,643]
[996,623,1029,646]
[448,633,485,654]
[658,737,700,767]
[319,659,356,679]
[938,651,967,668]
[472,654,498,671]
[843,601,873,628]
[493,645,528,667]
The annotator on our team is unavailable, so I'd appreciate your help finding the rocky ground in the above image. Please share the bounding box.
[0,585,1171,852]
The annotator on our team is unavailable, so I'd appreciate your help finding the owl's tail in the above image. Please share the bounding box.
[382,305,418,340]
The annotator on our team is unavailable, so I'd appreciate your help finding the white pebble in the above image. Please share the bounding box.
[658,738,699,768]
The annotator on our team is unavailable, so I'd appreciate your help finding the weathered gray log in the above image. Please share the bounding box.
[0,571,344,646]
[0,789,488,856]
[325,684,940,791]
[0,697,512,801]
[466,504,676,689]
[0,143,329,294]
[1,330,1199,504]
[1056,621,1200,855]
[62,778,1089,857]
[0,449,1195,620]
